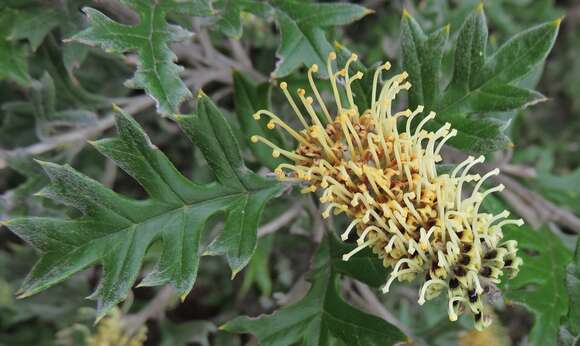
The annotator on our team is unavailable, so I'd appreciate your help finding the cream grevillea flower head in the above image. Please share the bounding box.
[251,52,523,330]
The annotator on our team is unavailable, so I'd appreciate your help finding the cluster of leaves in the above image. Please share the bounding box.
[0,0,578,345]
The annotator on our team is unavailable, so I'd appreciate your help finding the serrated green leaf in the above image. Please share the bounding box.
[271,0,371,78]
[4,94,283,320]
[0,9,31,85]
[501,225,572,346]
[401,6,559,153]
[71,0,210,114]
[233,71,286,169]
[222,235,406,346]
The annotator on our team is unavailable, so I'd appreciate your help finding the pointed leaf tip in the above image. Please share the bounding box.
[477,1,485,12]
[553,16,564,26]
[402,8,410,18]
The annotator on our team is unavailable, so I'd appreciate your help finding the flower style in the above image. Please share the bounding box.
[250,51,524,330]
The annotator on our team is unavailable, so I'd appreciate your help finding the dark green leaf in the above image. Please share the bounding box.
[71,0,211,114]
[3,94,283,320]
[222,235,406,346]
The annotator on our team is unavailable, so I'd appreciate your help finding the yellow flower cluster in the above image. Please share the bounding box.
[87,308,147,346]
[251,52,524,330]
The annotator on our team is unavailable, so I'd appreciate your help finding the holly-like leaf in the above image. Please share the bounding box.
[3,94,283,320]
[222,234,406,346]
[401,5,559,153]
[501,225,572,346]
[72,0,212,114]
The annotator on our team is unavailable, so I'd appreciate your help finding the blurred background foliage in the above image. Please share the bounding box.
[0,0,578,345]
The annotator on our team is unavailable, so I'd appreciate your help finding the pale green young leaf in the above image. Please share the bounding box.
[222,235,406,346]
[3,94,283,320]
[71,0,211,114]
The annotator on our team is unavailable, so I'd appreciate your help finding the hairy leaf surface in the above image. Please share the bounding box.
[4,94,283,319]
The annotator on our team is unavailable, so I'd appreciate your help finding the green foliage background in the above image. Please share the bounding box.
[0,0,578,345]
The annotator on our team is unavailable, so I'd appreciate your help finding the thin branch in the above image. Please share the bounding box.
[258,203,304,237]
[499,164,537,179]
[493,173,580,233]
[0,95,153,170]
